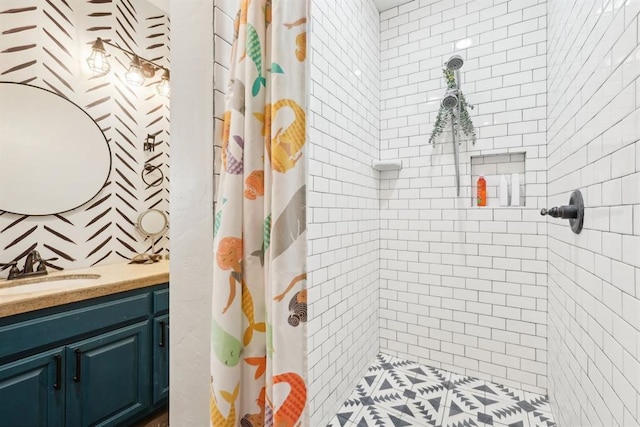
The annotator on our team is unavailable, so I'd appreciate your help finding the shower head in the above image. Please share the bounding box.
[445,55,464,71]
[441,89,459,109]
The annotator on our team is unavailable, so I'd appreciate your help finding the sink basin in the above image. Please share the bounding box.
[0,274,101,296]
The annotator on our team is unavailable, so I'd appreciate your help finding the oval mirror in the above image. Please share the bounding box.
[136,209,168,237]
[0,82,111,216]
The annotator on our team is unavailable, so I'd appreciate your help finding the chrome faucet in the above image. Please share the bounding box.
[1,250,56,280]
[23,250,41,274]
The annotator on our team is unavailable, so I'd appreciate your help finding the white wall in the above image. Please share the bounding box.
[169,1,213,425]
[547,1,640,425]
[378,0,549,393]
[307,0,381,424]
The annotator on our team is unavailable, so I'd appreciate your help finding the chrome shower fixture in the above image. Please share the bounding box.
[445,55,465,197]
[441,89,459,110]
[445,55,464,71]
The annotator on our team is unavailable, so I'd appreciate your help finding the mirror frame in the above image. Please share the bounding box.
[136,208,169,238]
[0,81,112,216]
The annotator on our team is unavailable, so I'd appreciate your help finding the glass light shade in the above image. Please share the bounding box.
[156,79,170,97]
[86,48,109,74]
[125,56,145,87]
[156,69,170,97]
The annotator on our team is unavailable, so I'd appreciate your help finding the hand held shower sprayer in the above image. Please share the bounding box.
[442,55,464,197]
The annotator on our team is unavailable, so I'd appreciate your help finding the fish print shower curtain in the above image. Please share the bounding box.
[211,0,308,426]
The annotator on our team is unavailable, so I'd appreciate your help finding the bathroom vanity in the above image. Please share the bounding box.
[0,261,169,427]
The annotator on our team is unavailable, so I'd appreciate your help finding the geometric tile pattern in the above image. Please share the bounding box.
[328,353,557,427]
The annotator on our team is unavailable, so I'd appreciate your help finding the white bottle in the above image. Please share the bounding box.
[511,173,520,206]
[500,175,509,206]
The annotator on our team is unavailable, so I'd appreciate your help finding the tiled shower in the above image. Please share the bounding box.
[214,0,638,425]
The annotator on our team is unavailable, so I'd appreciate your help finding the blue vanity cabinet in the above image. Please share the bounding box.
[152,288,169,405]
[0,348,65,427]
[0,283,169,427]
[152,315,169,404]
[65,321,150,427]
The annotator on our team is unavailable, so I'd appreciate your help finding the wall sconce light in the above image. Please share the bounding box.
[87,37,170,97]
[156,69,170,97]
[125,55,145,87]
[86,38,110,74]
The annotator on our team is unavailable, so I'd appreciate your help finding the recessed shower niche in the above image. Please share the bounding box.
[470,152,526,207]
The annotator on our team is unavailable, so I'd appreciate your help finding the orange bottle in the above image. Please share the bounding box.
[477,175,487,206]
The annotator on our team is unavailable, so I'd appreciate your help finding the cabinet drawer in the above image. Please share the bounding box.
[0,293,150,360]
[152,288,169,315]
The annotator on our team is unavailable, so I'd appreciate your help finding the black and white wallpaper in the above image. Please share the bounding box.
[0,0,170,275]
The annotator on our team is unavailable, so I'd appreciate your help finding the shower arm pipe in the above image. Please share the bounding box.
[443,54,464,196]
[453,66,461,196]
[452,108,461,197]
[97,37,168,72]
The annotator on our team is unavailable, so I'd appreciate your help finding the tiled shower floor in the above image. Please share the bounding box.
[328,353,556,427]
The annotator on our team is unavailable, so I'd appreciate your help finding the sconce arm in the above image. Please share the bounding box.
[96,38,168,72]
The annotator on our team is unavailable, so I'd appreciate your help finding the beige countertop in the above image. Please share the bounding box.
[0,260,169,318]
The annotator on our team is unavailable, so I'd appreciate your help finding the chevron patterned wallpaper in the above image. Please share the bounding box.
[0,0,170,277]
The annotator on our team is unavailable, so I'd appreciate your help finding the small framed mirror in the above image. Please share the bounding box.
[137,209,168,238]
[132,209,168,263]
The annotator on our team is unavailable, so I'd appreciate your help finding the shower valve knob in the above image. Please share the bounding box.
[540,189,584,234]
[540,205,577,219]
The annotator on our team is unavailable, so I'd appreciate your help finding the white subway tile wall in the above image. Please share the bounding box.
[547,1,640,426]
[379,0,549,394]
[307,0,381,425]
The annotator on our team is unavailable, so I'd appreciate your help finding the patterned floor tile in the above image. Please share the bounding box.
[337,374,409,425]
[441,385,484,414]
[411,379,450,403]
[327,413,354,427]
[404,395,448,426]
[370,354,423,378]
[484,401,534,426]
[334,397,365,422]
[444,386,548,426]
[436,406,499,427]
[376,365,421,392]
[330,354,557,427]
[353,370,385,397]
[404,364,451,384]
[349,404,408,427]
[341,386,407,415]
[523,392,553,414]
[447,372,488,393]
[486,393,553,426]
[483,381,527,404]
[528,410,556,427]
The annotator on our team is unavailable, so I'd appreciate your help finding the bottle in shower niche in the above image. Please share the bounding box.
[477,175,487,206]
[500,175,509,206]
[511,173,521,206]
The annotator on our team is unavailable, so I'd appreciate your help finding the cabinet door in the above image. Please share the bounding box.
[152,315,169,404]
[65,321,150,427]
[0,348,65,427]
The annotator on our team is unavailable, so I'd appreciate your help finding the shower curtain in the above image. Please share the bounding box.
[211,1,308,426]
